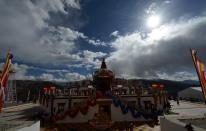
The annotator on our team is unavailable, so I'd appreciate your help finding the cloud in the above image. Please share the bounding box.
[65,50,107,70]
[0,63,36,80]
[0,0,84,65]
[38,73,70,82]
[0,0,108,69]
[81,50,107,69]
[108,16,206,80]
[110,31,119,37]
[164,1,171,4]
[157,71,196,81]
[83,50,107,60]
[145,2,156,15]
[34,0,80,15]
[67,63,84,68]
[65,72,86,81]
[86,39,106,46]
[39,73,55,81]
[0,62,89,82]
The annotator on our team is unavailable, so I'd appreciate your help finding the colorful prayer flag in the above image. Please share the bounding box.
[191,49,206,102]
[0,52,13,112]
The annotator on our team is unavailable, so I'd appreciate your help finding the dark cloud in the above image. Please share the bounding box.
[0,0,107,66]
[108,16,206,80]
[0,0,82,64]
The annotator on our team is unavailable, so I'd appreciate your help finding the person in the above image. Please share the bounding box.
[185,123,194,131]
[177,96,180,105]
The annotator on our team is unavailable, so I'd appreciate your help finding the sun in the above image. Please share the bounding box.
[147,15,161,28]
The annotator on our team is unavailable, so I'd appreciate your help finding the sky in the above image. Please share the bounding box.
[1,0,206,82]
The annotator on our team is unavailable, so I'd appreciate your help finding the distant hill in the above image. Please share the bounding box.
[15,80,64,103]
[136,79,200,97]
[182,80,199,85]
[115,78,200,97]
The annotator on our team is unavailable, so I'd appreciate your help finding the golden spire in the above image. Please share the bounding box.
[100,58,107,69]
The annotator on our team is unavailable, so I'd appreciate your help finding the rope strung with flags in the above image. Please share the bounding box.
[51,92,102,121]
[51,97,96,121]
[0,52,13,112]
[105,91,163,119]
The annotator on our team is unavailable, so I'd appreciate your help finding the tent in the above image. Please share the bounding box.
[178,87,204,101]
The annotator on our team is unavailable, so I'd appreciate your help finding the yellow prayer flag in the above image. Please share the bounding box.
[201,63,205,71]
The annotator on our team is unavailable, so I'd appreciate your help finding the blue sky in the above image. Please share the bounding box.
[1,0,206,82]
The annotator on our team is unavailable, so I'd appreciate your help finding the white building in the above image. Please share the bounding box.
[178,87,204,101]
[39,59,169,130]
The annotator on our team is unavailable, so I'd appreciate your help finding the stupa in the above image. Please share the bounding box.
[93,58,114,93]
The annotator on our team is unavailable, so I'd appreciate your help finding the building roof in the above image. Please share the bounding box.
[190,87,202,92]
[178,87,202,93]
[178,87,202,94]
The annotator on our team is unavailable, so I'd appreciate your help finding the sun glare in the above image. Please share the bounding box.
[147,15,160,28]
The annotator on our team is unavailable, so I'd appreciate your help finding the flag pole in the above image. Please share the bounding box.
[190,48,206,104]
